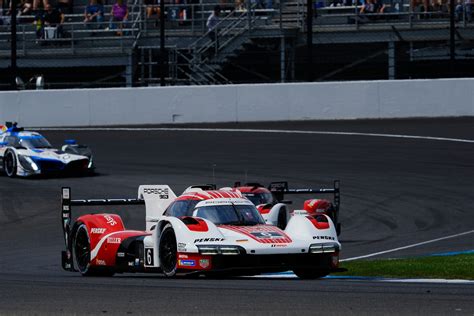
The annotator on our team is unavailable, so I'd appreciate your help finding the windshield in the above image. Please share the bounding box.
[19,136,52,149]
[194,204,265,226]
[242,192,273,206]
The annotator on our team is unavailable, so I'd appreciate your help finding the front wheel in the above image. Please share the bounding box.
[159,224,178,277]
[3,150,17,177]
[293,269,329,279]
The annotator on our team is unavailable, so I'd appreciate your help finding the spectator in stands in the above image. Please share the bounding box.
[360,0,375,13]
[34,4,64,39]
[57,0,73,15]
[145,0,161,27]
[206,5,220,43]
[32,0,48,11]
[456,0,472,21]
[84,0,104,29]
[17,0,33,16]
[108,0,128,35]
[43,4,64,36]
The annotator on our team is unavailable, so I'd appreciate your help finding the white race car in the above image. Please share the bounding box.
[0,122,94,177]
[61,184,342,279]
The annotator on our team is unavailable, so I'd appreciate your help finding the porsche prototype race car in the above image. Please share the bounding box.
[235,181,341,235]
[0,122,94,177]
[61,184,342,279]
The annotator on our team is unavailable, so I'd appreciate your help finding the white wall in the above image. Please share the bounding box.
[0,79,472,127]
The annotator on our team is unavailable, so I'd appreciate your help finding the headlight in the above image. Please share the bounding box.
[18,155,39,172]
[88,157,93,169]
[309,242,339,254]
[197,245,241,255]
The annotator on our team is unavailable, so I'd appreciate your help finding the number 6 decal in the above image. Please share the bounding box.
[145,248,154,266]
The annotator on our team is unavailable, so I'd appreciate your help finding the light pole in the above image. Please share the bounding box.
[10,0,18,89]
[160,0,166,86]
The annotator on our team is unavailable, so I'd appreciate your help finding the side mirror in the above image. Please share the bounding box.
[64,139,77,145]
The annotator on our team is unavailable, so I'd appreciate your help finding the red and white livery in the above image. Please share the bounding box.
[61,184,342,279]
[236,181,342,235]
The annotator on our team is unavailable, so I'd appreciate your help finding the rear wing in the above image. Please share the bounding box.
[60,185,176,271]
[268,180,340,212]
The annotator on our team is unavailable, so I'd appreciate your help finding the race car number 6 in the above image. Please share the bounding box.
[145,248,154,265]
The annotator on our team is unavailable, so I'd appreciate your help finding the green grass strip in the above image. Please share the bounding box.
[333,254,474,280]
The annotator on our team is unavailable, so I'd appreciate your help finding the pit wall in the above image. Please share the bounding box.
[0,79,472,127]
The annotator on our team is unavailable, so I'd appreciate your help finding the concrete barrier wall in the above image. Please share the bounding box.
[0,79,473,127]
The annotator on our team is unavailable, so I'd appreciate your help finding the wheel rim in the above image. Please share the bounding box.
[160,229,177,274]
[74,225,91,273]
[5,153,15,176]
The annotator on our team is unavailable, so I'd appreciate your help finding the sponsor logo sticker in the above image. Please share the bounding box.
[178,259,196,267]
[96,259,106,266]
[107,237,121,244]
[250,232,283,239]
[199,259,210,269]
[143,187,169,199]
[103,215,117,226]
[194,238,225,243]
[91,228,106,234]
[312,236,335,240]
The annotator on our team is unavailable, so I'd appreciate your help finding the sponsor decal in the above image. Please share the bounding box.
[199,259,210,269]
[313,236,335,240]
[178,243,187,252]
[201,199,251,206]
[271,244,288,247]
[96,259,106,266]
[194,238,225,243]
[178,254,188,259]
[107,237,121,244]
[236,239,248,243]
[143,187,169,199]
[250,232,283,239]
[91,227,106,234]
[103,215,117,226]
[178,259,196,267]
[117,252,125,257]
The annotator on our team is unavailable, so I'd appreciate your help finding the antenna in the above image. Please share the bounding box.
[212,163,216,185]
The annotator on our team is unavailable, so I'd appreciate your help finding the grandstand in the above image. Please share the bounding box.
[1,0,474,89]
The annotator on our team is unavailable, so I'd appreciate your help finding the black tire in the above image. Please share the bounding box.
[293,269,329,279]
[3,150,17,177]
[72,223,114,277]
[159,224,178,277]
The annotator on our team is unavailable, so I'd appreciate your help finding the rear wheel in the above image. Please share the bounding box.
[159,224,178,277]
[3,150,17,177]
[293,269,329,279]
[72,223,114,276]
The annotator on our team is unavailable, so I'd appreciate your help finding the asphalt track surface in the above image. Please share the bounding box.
[0,118,473,315]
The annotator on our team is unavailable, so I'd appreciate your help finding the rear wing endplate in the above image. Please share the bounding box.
[61,187,145,271]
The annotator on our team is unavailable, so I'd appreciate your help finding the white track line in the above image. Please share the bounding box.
[341,229,474,262]
[35,127,474,144]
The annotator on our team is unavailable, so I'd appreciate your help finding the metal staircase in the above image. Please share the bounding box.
[183,5,268,85]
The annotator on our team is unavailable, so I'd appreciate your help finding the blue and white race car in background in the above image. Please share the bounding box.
[0,122,94,177]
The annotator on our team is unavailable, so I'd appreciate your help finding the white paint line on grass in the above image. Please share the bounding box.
[341,229,474,262]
